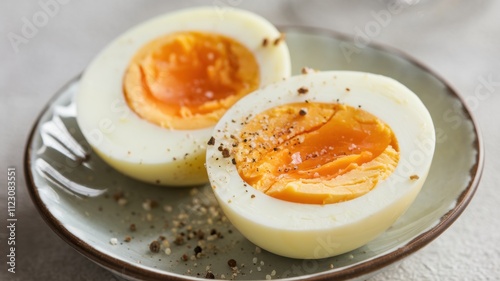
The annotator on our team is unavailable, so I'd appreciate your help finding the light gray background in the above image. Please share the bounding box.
[1,0,499,280]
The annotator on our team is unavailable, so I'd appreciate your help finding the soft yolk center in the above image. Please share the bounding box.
[234,102,400,204]
[123,31,260,130]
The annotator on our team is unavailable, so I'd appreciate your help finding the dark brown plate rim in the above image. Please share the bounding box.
[24,25,484,281]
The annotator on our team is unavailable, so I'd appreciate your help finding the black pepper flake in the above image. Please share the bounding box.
[194,245,203,255]
[149,240,160,253]
[129,224,137,232]
[227,258,237,268]
[181,254,189,261]
[299,109,307,116]
[222,148,230,158]
[232,158,236,165]
[112,191,124,201]
[174,235,185,245]
[346,87,350,92]
[301,67,313,74]
[410,174,420,180]
[251,194,256,199]
[273,33,285,45]
[205,272,215,279]
[297,86,309,94]
[262,38,268,47]
[207,136,215,145]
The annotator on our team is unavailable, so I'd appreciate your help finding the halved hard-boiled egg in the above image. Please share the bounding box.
[206,71,435,259]
[76,7,290,186]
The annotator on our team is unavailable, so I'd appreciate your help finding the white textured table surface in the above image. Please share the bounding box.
[1,1,499,280]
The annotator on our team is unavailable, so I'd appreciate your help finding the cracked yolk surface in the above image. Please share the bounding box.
[234,102,400,204]
[123,31,260,130]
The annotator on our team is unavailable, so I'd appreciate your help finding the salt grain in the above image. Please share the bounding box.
[291,152,302,165]
[162,239,170,247]
[109,238,118,245]
[117,198,127,206]
[142,201,152,211]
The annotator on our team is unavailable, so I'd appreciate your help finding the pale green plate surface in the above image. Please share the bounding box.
[25,27,482,281]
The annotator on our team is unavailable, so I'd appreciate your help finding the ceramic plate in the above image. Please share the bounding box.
[25,26,483,281]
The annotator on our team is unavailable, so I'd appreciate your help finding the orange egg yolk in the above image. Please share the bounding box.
[123,31,260,130]
[234,102,400,204]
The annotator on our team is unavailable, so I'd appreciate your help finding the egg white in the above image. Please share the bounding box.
[206,71,435,258]
[76,6,291,186]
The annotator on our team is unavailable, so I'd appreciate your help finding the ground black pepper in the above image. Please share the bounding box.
[174,234,185,245]
[273,33,285,45]
[227,258,237,268]
[222,148,230,158]
[297,87,308,94]
[149,240,160,253]
[181,254,189,261]
[194,245,202,255]
[129,223,136,232]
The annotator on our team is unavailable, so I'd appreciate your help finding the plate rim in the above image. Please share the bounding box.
[24,25,484,281]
